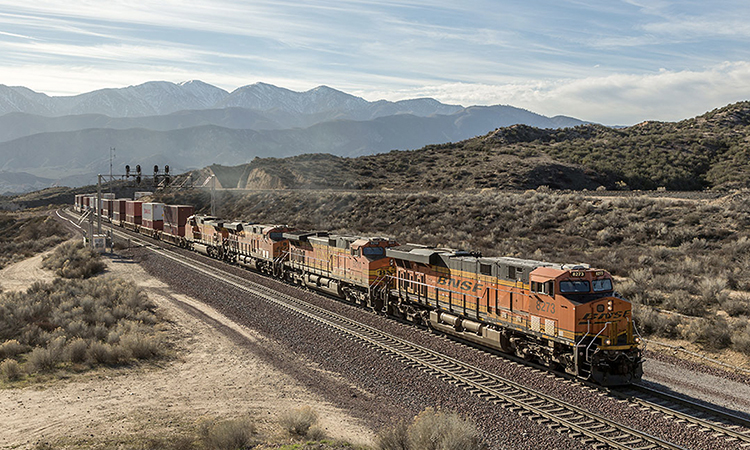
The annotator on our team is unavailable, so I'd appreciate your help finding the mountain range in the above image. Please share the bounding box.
[0,81,586,194]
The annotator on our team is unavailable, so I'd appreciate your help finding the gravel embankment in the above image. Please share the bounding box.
[134,245,746,450]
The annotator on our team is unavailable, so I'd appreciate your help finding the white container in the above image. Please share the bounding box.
[135,191,153,200]
[142,202,164,221]
[102,193,115,199]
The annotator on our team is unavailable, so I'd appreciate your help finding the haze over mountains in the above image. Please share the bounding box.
[0,81,586,194]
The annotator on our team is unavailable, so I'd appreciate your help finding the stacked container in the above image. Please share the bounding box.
[163,205,194,237]
[142,202,165,231]
[125,200,143,226]
[112,199,128,223]
[134,191,153,200]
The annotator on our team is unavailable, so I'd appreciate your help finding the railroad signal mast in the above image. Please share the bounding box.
[89,164,172,250]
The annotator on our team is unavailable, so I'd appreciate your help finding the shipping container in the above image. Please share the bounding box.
[134,191,153,200]
[141,219,164,231]
[164,205,194,227]
[142,202,164,221]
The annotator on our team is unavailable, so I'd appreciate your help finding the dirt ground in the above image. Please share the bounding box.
[0,245,375,449]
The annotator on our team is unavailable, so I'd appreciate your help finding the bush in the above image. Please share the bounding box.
[279,405,319,438]
[732,324,750,355]
[720,293,750,317]
[27,346,58,373]
[684,317,732,350]
[0,339,27,359]
[119,332,163,360]
[377,408,485,450]
[200,417,257,450]
[64,338,89,363]
[42,241,105,279]
[0,358,22,381]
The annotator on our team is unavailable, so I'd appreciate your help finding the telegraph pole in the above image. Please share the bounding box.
[109,147,115,183]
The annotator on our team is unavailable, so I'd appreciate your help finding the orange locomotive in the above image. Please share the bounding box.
[223,222,294,276]
[386,245,642,385]
[186,215,229,258]
[284,232,399,307]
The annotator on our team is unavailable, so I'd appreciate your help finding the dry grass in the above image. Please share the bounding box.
[0,276,167,380]
[279,405,320,438]
[42,240,105,279]
[376,408,485,450]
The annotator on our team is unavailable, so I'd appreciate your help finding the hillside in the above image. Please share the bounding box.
[207,102,750,191]
[0,81,587,193]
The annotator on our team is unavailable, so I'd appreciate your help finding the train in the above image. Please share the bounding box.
[74,194,643,386]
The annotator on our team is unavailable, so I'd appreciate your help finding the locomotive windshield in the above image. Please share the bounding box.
[592,279,613,292]
[362,247,385,258]
[559,280,591,293]
[269,232,284,241]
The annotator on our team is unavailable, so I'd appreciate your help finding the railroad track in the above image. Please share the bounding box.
[61,212,687,450]
[611,383,750,447]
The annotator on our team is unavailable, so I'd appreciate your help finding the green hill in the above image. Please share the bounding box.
[204,101,750,191]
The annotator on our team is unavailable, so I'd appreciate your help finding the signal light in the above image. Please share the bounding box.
[125,165,130,177]
[136,165,141,174]
[154,165,159,174]
[164,165,169,174]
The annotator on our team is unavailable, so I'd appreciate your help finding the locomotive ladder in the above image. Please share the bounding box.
[129,241,687,450]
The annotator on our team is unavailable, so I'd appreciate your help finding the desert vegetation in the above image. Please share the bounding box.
[196,102,750,192]
[0,275,167,382]
[156,188,750,358]
[42,240,106,278]
[376,407,485,450]
[0,211,69,269]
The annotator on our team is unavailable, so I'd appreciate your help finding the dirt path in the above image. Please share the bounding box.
[0,247,375,449]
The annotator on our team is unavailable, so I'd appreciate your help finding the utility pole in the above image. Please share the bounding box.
[109,147,115,183]
[211,175,216,216]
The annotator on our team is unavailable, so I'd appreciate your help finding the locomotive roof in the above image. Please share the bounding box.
[387,245,590,276]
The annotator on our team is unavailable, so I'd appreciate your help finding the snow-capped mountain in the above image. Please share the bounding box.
[0,80,589,193]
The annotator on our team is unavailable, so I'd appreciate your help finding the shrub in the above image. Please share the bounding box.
[732,324,750,355]
[684,317,732,350]
[42,241,105,279]
[199,417,257,450]
[0,358,22,381]
[377,421,410,450]
[64,338,89,363]
[86,342,117,365]
[119,332,163,359]
[377,408,485,450]
[720,293,750,317]
[698,277,728,305]
[664,290,705,317]
[632,306,681,339]
[279,405,319,438]
[0,339,27,359]
[27,346,58,373]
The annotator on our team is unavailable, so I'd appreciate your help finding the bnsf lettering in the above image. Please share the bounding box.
[580,310,630,321]
[437,277,484,293]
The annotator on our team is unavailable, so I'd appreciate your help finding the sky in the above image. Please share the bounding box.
[0,0,749,125]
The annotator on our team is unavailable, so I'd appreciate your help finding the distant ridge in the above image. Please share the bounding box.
[0,80,591,192]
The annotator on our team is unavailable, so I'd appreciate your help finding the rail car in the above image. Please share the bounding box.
[77,197,643,385]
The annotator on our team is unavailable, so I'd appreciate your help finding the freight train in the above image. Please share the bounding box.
[74,194,643,385]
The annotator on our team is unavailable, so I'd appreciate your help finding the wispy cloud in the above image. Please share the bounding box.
[0,1,747,124]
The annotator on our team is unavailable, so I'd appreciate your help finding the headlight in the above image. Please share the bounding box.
[635,337,641,344]
[605,339,611,346]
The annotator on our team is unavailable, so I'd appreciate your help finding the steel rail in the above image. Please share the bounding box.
[612,383,750,444]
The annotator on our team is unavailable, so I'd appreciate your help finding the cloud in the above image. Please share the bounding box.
[361,61,750,124]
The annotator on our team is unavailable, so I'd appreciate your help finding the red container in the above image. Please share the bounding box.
[164,205,194,227]
[125,215,142,226]
[163,224,186,237]
[142,219,164,231]
[126,201,142,217]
